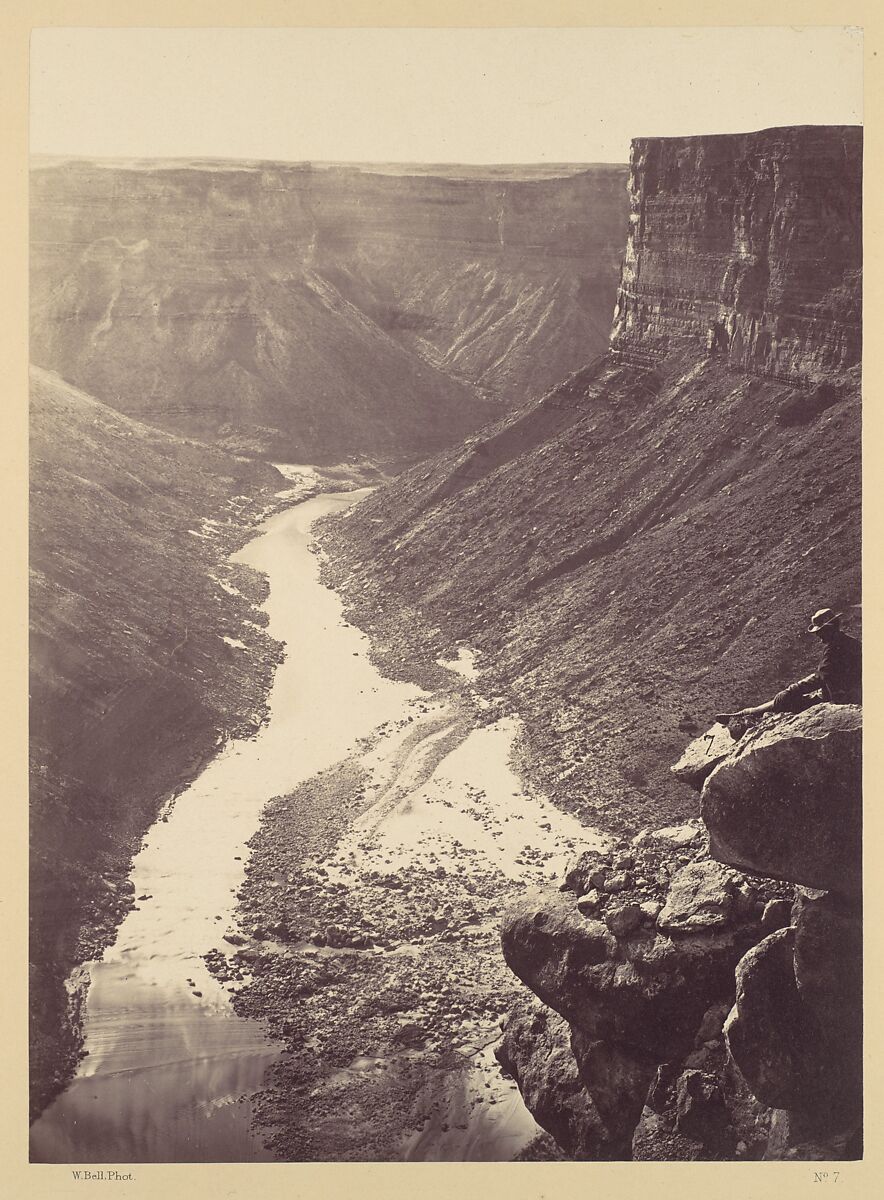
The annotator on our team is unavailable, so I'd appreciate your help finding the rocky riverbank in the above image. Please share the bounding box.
[29,376,386,1122]
[206,648,614,1159]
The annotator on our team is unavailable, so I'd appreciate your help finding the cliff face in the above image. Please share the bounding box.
[611,126,862,382]
[30,160,627,460]
[318,122,860,867]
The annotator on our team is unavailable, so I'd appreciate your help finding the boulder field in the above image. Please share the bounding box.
[497,704,862,1160]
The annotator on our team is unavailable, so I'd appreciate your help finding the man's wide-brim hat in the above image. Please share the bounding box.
[808,607,841,633]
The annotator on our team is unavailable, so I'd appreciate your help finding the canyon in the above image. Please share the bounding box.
[29,157,628,1125]
[30,159,628,460]
[29,125,861,1162]
[321,125,861,838]
[316,125,862,1158]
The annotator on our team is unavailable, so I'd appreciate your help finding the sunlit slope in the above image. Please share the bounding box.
[319,127,862,836]
[30,160,628,459]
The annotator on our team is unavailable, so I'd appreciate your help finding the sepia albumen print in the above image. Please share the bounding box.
[28,25,863,1164]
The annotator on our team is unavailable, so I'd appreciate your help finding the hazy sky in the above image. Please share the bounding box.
[30,26,863,163]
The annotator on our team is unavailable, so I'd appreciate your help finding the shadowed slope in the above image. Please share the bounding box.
[30,367,283,1117]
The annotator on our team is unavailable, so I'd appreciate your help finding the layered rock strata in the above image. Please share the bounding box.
[30,159,628,459]
[611,126,862,383]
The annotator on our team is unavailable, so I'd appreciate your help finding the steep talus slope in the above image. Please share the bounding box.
[30,367,284,1116]
[319,125,861,836]
[30,161,627,459]
[315,167,627,400]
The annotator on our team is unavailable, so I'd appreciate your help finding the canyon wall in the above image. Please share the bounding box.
[29,368,284,1116]
[31,160,628,460]
[611,126,862,382]
[317,123,862,1161]
[319,121,861,870]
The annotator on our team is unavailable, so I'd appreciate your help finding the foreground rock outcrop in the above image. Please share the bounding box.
[497,826,791,1159]
[702,704,861,896]
[497,703,861,1160]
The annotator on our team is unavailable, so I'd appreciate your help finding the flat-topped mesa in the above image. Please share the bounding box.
[610,126,862,384]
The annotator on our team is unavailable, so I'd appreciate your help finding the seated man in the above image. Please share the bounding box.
[716,607,861,731]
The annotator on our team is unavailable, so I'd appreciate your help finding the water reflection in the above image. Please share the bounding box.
[31,489,420,1163]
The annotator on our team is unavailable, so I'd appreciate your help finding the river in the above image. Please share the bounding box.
[30,489,423,1162]
[30,488,603,1163]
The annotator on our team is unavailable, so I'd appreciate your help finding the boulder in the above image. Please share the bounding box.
[673,1069,730,1145]
[632,820,705,849]
[722,888,862,1134]
[502,888,764,1060]
[657,861,737,932]
[632,1033,774,1161]
[701,705,861,896]
[724,928,809,1109]
[571,1030,658,1155]
[604,903,643,938]
[602,871,632,893]
[671,726,737,790]
[576,890,602,915]
[790,890,862,1124]
[495,1001,620,1160]
[564,850,610,895]
[792,891,861,1028]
